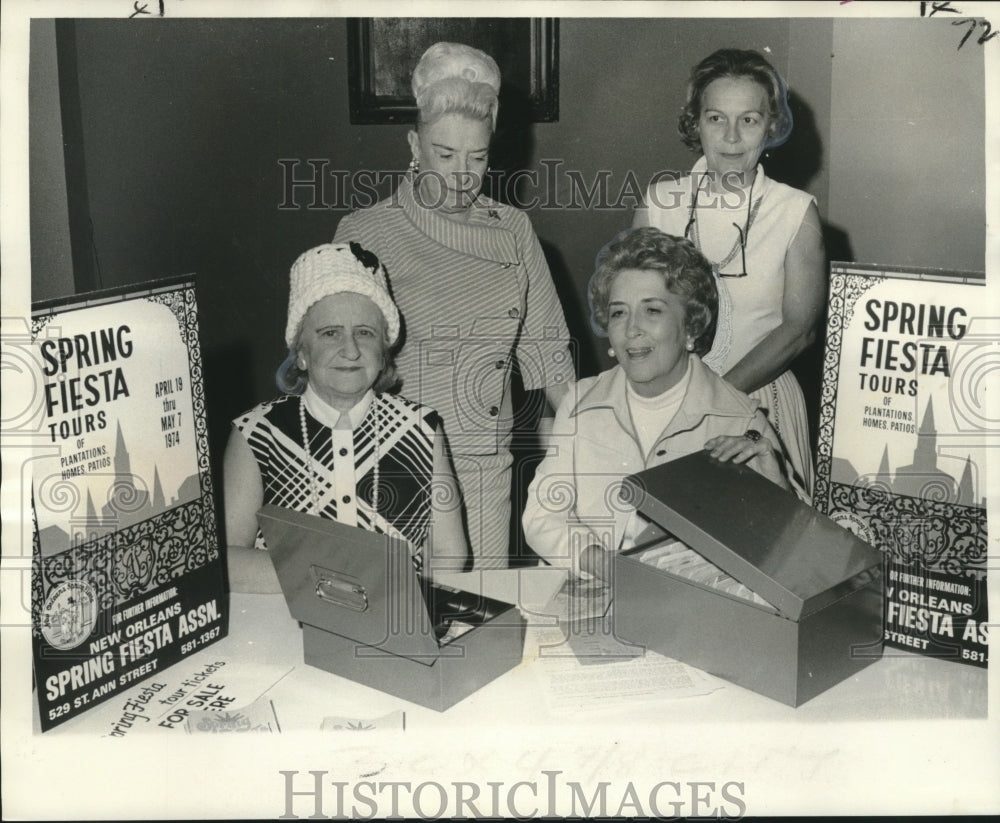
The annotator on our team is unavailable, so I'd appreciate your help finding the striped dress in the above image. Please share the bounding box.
[335,178,572,568]
[235,393,440,570]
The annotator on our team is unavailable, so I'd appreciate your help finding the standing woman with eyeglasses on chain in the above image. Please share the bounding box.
[633,48,825,496]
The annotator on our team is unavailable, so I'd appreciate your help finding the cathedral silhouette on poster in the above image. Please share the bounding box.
[832,398,983,508]
[37,421,200,555]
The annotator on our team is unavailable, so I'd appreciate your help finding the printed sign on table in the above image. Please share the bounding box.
[815,263,989,667]
[31,277,228,730]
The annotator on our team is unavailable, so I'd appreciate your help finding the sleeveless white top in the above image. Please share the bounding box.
[644,156,814,374]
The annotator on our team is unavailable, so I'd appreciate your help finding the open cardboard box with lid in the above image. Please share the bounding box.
[257,505,526,711]
[614,451,884,707]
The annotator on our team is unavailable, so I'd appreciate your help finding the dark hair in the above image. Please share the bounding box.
[275,335,402,397]
[678,48,793,153]
[589,227,717,357]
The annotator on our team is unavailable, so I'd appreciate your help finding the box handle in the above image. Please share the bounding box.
[314,573,368,612]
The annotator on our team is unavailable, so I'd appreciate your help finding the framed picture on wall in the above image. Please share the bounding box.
[347,18,559,124]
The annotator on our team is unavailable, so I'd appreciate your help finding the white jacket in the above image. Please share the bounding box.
[523,356,792,575]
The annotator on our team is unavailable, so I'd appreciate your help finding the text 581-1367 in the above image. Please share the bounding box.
[180,626,220,655]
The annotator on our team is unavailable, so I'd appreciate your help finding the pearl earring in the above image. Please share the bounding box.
[408,157,419,174]
[685,339,694,352]
[608,347,616,358]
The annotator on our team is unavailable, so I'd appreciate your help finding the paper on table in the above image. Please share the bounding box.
[531,626,722,714]
[185,694,280,734]
[319,710,406,732]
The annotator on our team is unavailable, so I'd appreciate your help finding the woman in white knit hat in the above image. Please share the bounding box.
[335,42,574,570]
[224,242,469,592]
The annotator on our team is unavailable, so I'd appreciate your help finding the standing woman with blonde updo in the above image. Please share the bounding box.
[634,48,825,496]
[335,42,573,569]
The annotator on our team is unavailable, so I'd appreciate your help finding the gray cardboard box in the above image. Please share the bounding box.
[614,451,883,707]
[257,505,526,711]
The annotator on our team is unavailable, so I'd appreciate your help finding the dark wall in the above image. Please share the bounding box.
[29,20,74,296]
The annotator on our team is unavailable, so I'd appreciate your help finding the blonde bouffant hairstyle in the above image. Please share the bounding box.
[411,42,501,130]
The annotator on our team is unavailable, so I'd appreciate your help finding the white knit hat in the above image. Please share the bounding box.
[285,242,400,348]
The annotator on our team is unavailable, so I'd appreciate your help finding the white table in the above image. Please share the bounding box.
[34,590,987,736]
[18,590,998,818]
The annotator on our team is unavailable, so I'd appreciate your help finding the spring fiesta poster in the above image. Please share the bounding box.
[31,278,228,730]
[815,263,989,668]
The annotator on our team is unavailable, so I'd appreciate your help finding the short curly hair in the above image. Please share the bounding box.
[678,48,793,153]
[589,227,717,357]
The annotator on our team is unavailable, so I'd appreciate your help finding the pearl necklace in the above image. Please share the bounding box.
[299,395,380,523]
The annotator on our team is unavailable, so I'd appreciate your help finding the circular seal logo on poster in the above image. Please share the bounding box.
[829,511,876,545]
[41,580,99,650]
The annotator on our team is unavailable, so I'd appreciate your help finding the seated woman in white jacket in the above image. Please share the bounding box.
[523,227,799,581]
